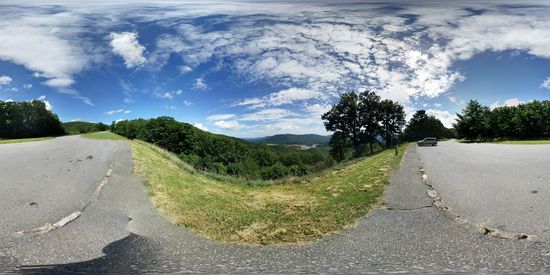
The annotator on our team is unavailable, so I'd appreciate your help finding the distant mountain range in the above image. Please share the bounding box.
[246,134,331,146]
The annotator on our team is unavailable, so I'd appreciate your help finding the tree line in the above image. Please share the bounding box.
[63,121,109,135]
[322,90,458,161]
[455,100,550,141]
[322,90,406,161]
[111,117,334,180]
[0,100,65,139]
[402,110,456,141]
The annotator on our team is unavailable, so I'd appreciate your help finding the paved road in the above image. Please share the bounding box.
[418,141,550,242]
[1,139,549,273]
[0,136,118,237]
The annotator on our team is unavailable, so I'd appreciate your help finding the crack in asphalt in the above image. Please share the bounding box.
[417,147,537,242]
[385,205,433,211]
[12,145,119,238]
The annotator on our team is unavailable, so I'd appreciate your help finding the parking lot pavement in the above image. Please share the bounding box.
[417,141,550,242]
[1,141,548,273]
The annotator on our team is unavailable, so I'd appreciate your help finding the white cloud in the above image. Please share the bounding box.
[105,108,130,115]
[433,103,442,108]
[0,13,88,90]
[159,92,174,100]
[207,114,235,121]
[426,109,457,128]
[448,96,465,106]
[23,83,32,89]
[236,97,263,107]
[179,65,192,74]
[239,108,295,121]
[183,100,192,106]
[155,89,183,100]
[490,98,524,109]
[36,95,52,110]
[109,32,146,69]
[143,2,550,113]
[237,87,320,109]
[192,78,207,90]
[214,120,246,130]
[4,2,550,135]
[541,77,550,90]
[165,105,177,110]
[43,78,74,88]
[193,123,208,131]
[0,75,12,85]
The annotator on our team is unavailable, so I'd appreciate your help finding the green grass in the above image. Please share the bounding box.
[81,131,127,140]
[131,139,406,245]
[0,137,54,144]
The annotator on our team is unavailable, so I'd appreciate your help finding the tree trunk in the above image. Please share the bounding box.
[369,142,373,154]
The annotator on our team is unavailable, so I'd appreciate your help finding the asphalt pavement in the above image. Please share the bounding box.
[0,136,118,237]
[417,141,550,242]
[0,138,549,273]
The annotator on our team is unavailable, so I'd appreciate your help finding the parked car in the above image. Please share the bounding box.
[417,137,437,146]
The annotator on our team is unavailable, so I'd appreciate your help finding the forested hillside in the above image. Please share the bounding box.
[112,117,333,180]
[63,121,109,135]
[0,100,65,138]
[249,134,330,145]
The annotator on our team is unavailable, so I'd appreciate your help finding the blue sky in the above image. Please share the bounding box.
[0,1,549,138]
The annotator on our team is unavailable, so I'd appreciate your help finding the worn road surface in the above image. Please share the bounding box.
[1,138,549,273]
[418,141,550,242]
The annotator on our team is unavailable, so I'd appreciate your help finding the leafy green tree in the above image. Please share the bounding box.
[403,110,451,141]
[112,116,334,180]
[0,100,64,138]
[358,90,381,154]
[328,131,352,161]
[378,99,406,148]
[454,100,490,142]
[322,92,362,149]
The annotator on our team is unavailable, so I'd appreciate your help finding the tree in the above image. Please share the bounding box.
[378,99,405,148]
[403,110,449,141]
[322,92,362,149]
[328,131,352,161]
[112,116,334,180]
[454,100,490,142]
[358,90,381,154]
[0,100,65,138]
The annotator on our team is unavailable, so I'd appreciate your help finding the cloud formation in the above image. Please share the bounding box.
[2,1,550,136]
[193,123,208,131]
[490,98,525,110]
[37,95,52,111]
[105,108,131,115]
[542,77,550,90]
[0,75,12,85]
[109,32,146,69]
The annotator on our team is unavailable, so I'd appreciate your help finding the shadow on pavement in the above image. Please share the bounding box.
[19,233,164,274]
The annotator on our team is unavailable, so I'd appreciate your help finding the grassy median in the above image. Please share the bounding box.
[0,137,54,144]
[131,139,406,245]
